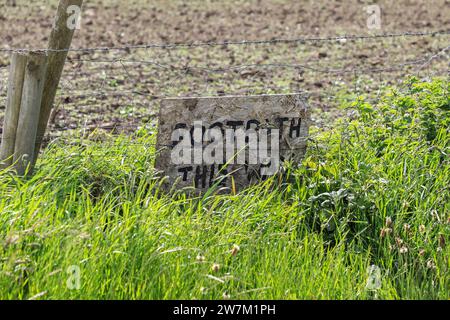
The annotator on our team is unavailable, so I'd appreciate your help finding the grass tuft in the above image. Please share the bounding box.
[0,77,448,299]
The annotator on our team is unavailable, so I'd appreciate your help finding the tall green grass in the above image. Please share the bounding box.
[0,78,448,299]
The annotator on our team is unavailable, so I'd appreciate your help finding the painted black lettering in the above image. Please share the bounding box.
[172,123,188,147]
[194,166,208,188]
[178,166,193,181]
[246,119,260,130]
[190,125,206,146]
[209,165,216,187]
[218,164,228,186]
[245,119,260,143]
[276,117,290,139]
[174,123,187,130]
[290,118,301,138]
[226,121,244,130]
[210,121,224,133]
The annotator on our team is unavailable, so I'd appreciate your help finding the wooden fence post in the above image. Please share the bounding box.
[33,0,84,164]
[0,52,27,169]
[13,52,48,176]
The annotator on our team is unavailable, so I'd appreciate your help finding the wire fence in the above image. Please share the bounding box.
[0,28,449,145]
[1,30,449,53]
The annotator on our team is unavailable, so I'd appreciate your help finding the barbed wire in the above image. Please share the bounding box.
[0,30,449,53]
[0,50,447,107]
[0,47,447,95]
[0,27,448,145]
[65,46,448,75]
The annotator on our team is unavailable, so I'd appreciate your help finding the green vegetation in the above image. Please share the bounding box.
[0,78,448,299]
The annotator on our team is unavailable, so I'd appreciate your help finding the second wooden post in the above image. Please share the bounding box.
[13,52,48,176]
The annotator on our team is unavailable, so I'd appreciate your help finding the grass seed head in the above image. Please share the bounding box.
[403,223,411,233]
[385,217,393,227]
[426,260,436,269]
[230,244,240,256]
[399,246,408,254]
[438,234,445,249]
[196,254,206,262]
[4,234,20,247]
[380,227,392,238]
[402,200,410,210]
[211,263,220,273]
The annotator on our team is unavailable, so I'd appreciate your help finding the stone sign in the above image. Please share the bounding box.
[155,94,309,192]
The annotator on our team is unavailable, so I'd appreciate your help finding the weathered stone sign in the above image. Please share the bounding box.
[155,94,309,192]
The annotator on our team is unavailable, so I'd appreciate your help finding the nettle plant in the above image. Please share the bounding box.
[287,77,449,250]
[345,77,449,161]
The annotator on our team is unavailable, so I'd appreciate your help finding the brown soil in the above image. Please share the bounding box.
[0,0,449,140]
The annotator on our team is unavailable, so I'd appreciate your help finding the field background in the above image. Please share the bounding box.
[0,0,448,300]
[0,0,449,139]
